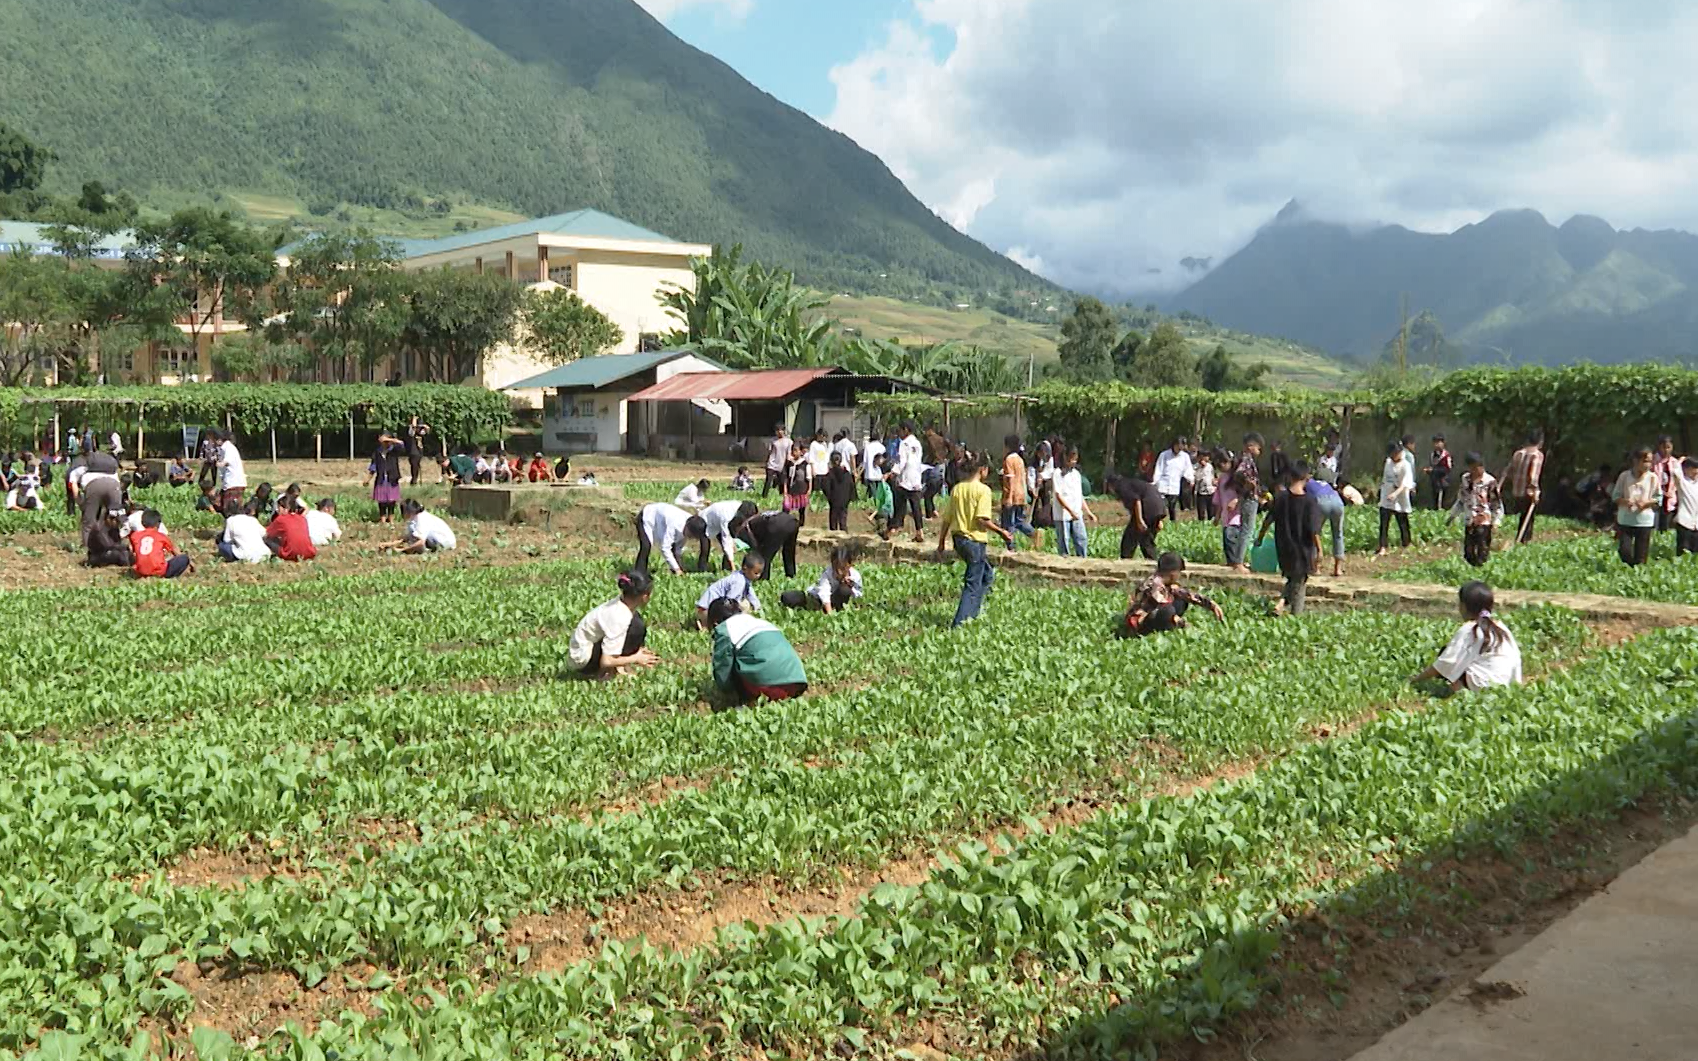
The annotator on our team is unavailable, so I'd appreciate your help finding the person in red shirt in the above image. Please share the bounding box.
[528,453,552,482]
[265,500,318,562]
[130,510,193,579]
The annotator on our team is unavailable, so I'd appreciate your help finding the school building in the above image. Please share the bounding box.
[1,210,712,390]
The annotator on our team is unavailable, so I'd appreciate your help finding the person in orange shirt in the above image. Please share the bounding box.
[999,434,1040,552]
[264,500,319,562]
[528,453,552,482]
[130,510,193,579]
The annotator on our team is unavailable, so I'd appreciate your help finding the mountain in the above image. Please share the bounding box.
[0,0,1045,298]
[1170,203,1698,366]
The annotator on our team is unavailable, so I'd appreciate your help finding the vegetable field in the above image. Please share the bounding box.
[4,551,1697,1059]
[1386,530,1698,605]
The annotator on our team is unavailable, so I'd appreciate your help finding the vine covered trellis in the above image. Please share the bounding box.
[0,384,513,451]
[859,364,1698,474]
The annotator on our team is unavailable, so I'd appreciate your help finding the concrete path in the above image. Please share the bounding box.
[1349,823,1698,1061]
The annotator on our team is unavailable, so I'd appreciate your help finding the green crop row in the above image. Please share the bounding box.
[1387,528,1698,605]
[0,564,1595,1054]
[231,624,1698,1061]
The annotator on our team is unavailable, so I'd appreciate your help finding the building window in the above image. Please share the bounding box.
[638,333,662,352]
[575,398,596,419]
[548,264,574,287]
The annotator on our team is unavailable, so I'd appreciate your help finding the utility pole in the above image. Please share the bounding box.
[1394,293,1410,375]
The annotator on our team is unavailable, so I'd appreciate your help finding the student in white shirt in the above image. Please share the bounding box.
[887,421,927,540]
[383,500,458,554]
[861,430,885,499]
[216,501,271,563]
[109,430,125,459]
[217,435,247,502]
[832,432,860,479]
[1412,581,1523,693]
[1051,446,1096,556]
[807,432,832,488]
[121,508,163,538]
[696,499,757,573]
[1375,438,1416,556]
[634,501,704,575]
[305,499,343,548]
[569,569,660,677]
[1152,437,1195,521]
[780,545,863,615]
[695,552,766,628]
[673,478,711,512]
[1675,457,1698,558]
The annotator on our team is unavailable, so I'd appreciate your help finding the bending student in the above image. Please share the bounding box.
[706,597,807,705]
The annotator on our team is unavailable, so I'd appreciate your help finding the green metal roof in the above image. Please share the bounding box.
[502,350,718,392]
[0,220,137,260]
[398,209,689,260]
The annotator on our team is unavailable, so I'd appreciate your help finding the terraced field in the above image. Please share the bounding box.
[5,546,1697,1059]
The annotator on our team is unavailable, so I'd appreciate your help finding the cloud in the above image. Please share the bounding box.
[634,0,754,23]
[827,0,1698,295]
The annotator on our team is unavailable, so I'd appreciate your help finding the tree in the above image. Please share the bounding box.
[269,232,408,381]
[1110,330,1144,375]
[1116,322,1200,388]
[212,333,315,382]
[0,252,77,385]
[1198,343,1271,392]
[0,124,53,196]
[1054,297,1117,382]
[659,245,834,369]
[126,209,282,373]
[524,288,624,365]
[399,268,525,383]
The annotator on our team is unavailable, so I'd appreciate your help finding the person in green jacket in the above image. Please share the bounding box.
[706,597,808,706]
[866,455,895,540]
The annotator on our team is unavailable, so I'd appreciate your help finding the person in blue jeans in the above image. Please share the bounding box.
[999,434,1040,552]
[936,456,1013,627]
[1307,474,1347,577]
[1051,446,1096,557]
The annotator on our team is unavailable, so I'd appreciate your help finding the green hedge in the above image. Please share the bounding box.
[0,384,512,447]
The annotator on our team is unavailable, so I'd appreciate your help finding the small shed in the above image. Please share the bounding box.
[503,350,726,454]
[626,367,938,458]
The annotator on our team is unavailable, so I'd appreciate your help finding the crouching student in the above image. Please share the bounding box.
[265,500,318,562]
[696,552,766,629]
[131,510,193,579]
[1118,552,1223,638]
[569,569,660,678]
[782,544,863,614]
[706,597,807,706]
[382,500,458,554]
[86,510,133,569]
[1412,581,1522,694]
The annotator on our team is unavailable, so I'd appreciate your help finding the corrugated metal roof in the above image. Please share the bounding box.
[502,350,713,391]
[397,209,687,260]
[628,368,845,402]
[0,220,137,260]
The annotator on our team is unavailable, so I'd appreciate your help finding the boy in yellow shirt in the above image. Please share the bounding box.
[935,455,1014,627]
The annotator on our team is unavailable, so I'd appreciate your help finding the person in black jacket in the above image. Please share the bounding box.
[823,452,857,531]
[1104,471,1168,561]
[86,510,132,568]
[738,510,800,580]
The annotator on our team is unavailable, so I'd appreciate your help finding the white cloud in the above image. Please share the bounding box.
[827,0,1698,295]
[635,0,754,23]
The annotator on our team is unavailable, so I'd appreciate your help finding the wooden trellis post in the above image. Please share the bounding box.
[1103,417,1119,473]
[136,403,145,459]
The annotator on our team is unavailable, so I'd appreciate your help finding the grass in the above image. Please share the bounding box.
[822,294,1355,390]
[225,191,529,239]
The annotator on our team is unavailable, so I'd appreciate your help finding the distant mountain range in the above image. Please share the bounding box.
[0,0,1044,299]
[1170,202,1698,366]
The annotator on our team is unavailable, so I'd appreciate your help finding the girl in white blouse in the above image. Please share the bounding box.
[1412,581,1522,693]
[1376,439,1416,556]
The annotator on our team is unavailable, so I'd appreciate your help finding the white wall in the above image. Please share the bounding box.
[538,353,726,454]
[574,251,692,351]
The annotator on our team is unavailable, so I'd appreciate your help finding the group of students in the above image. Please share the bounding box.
[441,445,596,488]
[567,547,859,707]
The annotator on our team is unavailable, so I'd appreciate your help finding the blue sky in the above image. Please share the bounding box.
[642,1,1698,295]
[648,0,913,117]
